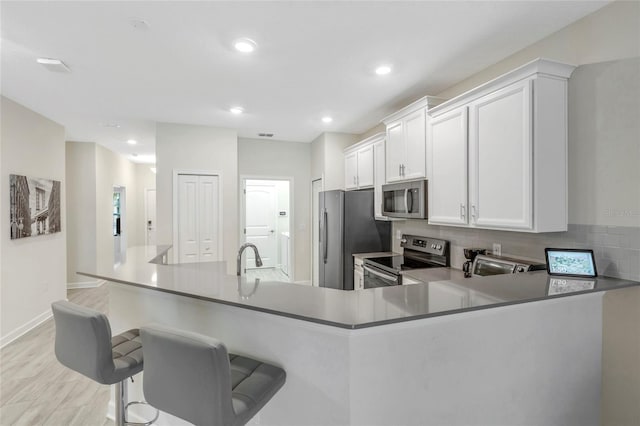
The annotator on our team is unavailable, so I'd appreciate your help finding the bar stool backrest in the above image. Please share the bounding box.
[140,324,235,426]
[51,300,115,385]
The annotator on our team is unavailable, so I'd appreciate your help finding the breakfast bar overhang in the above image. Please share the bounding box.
[80,246,639,426]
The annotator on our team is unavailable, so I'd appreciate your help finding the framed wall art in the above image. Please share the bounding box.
[9,174,61,239]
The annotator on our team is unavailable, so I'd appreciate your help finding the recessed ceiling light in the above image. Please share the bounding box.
[131,153,139,157]
[375,65,392,75]
[233,38,257,53]
[230,106,244,114]
[322,116,333,124]
[36,57,71,73]
[127,139,137,145]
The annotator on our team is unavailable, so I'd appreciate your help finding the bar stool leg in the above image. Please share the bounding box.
[114,378,159,426]
[115,380,127,426]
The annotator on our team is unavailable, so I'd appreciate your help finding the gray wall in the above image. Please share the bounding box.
[155,122,238,274]
[66,142,144,282]
[238,138,311,281]
[1,96,67,345]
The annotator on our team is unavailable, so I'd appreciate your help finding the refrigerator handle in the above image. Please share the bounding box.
[323,209,328,264]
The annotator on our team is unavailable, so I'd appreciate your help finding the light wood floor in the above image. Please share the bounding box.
[0,285,114,426]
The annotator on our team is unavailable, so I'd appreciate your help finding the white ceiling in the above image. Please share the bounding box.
[1,1,609,164]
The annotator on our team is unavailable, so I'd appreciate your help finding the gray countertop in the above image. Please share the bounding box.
[352,251,398,260]
[79,246,640,329]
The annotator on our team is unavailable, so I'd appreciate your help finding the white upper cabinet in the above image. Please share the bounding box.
[344,133,388,219]
[344,140,375,190]
[345,151,358,190]
[385,121,405,182]
[403,109,427,180]
[357,144,374,188]
[372,138,386,219]
[383,96,443,183]
[469,79,532,230]
[427,58,575,233]
[428,106,469,226]
[344,135,384,190]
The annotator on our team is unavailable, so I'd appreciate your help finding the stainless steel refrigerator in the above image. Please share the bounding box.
[319,189,391,290]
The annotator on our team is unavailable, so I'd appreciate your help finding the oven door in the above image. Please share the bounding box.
[363,264,400,288]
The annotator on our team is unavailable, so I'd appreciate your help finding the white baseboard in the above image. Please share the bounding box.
[0,309,53,349]
[67,279,106,289]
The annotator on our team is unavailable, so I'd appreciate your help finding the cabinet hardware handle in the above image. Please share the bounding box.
[460,204,466,219]
[399,164,401,177]
[471,205,477,220]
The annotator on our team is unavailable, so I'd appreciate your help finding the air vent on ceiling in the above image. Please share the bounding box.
[258,133,274,138]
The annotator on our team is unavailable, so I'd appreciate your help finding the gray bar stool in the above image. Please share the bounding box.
[140,324,286,426]
[51,301,158,426]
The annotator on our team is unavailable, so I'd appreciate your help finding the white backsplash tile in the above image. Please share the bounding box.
[393,221,640,281]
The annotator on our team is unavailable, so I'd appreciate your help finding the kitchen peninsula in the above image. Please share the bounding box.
[80,246,639,426]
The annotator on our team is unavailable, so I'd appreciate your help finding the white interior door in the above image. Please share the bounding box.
[178,175,199,263]
[177,174,220,263]
[245,182,277,268]
[198,175,219,262]
[145,189,156,245]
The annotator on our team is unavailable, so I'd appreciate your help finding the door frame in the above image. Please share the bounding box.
[144,187,156,245]
[239,175,294,280]
[172,169,224,263]
[113,185,127,266]
[310,178,323,287]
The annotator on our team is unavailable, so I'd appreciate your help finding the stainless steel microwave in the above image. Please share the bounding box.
[381,179,428,219]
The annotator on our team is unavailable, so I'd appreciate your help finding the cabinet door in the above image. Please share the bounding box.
[373,139,386,218]
[469,80,532,230]
[385,121,404,182]
[344,151,358,190]
[428,107,468,225]
[198,175,219,262]
[403,109,427,180]
[357,145,374,188]
[354,268,364,290]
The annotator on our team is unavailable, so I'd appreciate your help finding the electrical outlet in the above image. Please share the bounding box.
[396,229,402,239]
[492,243,502,256]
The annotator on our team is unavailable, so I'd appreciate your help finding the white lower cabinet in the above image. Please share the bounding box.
[354,258,364,290]
[427,58,575,233]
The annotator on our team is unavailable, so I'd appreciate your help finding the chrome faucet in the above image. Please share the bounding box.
[237,243,263,276]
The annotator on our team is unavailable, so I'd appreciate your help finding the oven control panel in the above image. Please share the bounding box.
[401,235,448,256]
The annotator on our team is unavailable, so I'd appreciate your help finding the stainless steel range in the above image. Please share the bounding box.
[362,234,450,288]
